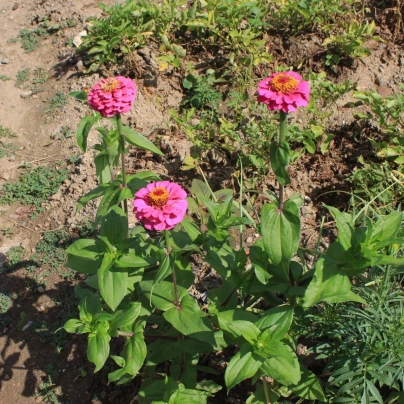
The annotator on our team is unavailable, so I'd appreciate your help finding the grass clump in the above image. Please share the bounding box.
[0,125,17,139]
[15,68,30,87]
[45,91,68,118]
[0,74,10,81]
[0,165,69,217]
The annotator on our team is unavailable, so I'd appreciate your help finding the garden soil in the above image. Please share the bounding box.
[0,0,403,403]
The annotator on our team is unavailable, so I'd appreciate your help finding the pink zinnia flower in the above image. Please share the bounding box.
[88,76,137,117]
[133,181,188,231]
[257,71,310,113]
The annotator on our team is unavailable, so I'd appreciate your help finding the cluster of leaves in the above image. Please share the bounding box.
[0,165,69,217]
[300,271,404,403]
[17,19,77,53]
[63,166,404,402]
[346,84,404,205]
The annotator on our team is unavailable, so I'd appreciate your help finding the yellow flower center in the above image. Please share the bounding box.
[100,78,120,92]
[270,73,299,94]
[149,187,169,208]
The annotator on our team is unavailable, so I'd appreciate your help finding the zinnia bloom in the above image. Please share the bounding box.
[257,71,310,113]
[133,181,188,231]
[88,76,137,117]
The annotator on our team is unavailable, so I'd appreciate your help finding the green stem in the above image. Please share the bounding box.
[239,157,244,249]
[196,163,217,202]
[165,230,180,308]
[116,113,128,220]
[262,377,271,404]
[278,111,288,209]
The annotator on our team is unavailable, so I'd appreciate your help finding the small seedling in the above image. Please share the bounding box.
[15,68,30,88]
[45,91,68,118]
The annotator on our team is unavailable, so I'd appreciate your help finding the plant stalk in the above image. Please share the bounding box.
[116,113,128,221]
[165,231,180,308]
[278,111,287,209]
[262,377,271,404]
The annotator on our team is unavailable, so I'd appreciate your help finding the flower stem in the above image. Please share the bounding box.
[278,111,288,209]
[116,113,128,219]
[262,377,271,404]
[165,230,180,308]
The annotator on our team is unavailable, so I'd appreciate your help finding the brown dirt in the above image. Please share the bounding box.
[0,0,403,403]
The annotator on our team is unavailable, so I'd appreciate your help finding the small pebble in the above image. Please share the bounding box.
[246,237,253,243]
[20,91,33,98]
[3,374,10,380]
[37,286,46,294]
[1,58,9,64]
[12,3,19,10]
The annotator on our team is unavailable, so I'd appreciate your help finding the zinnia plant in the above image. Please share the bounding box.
[60,69,403,404]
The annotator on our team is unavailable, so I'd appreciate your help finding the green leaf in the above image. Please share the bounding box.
[220,216,253,230]
[181,217,203,242]
[140,280,188,311]
[255,306,293,340]
[270,140,291,185]
[225,344,262,391]
[261,200,300,267]
[77,183,110,210]
[70,91,88,102]
[77,114,99,153]
[325,205,354,250]
[153,254,172,286]
[121,331,146,376]
[289,367,326,402]
[100,205,128,245]
[303,258,366,307]
[225,320,260,345]
[98,253,128,311]
[259,341,301,386]
[168,387,208,404]
[95,154,112,184]
[87,326,111,372]
[365,379,383,404]
[110,302,142,331]
[195,380,222,394]
[121,125,163,155]
[114,252,156,268]
[191,179,212,201]
[369,211,402,244]
[63,318,84,333]
[164,295,215,345]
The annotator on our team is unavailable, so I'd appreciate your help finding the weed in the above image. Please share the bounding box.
[35,364,63,404]
[67,154,81,164]
[15,68,30,88]
[31,67,49,93]
[0,141,19,159]
[0,74,10,81]
[301,272,404,402]
[0,125,16,138]
[6,246,25,266]
[0,291,13,314]
[18,29,41,53]
[182,70,224,110]
[55,126,73,141]
[323,21,381,66]
[45,91,68,118]
[0,165,69,217]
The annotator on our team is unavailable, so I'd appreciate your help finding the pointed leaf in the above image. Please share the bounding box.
[225,344,262,391]
[121,126,163,155]
[261,200,300,267]
[98,253,128,311]
[303,258,366,307]
[87,327,111,372]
